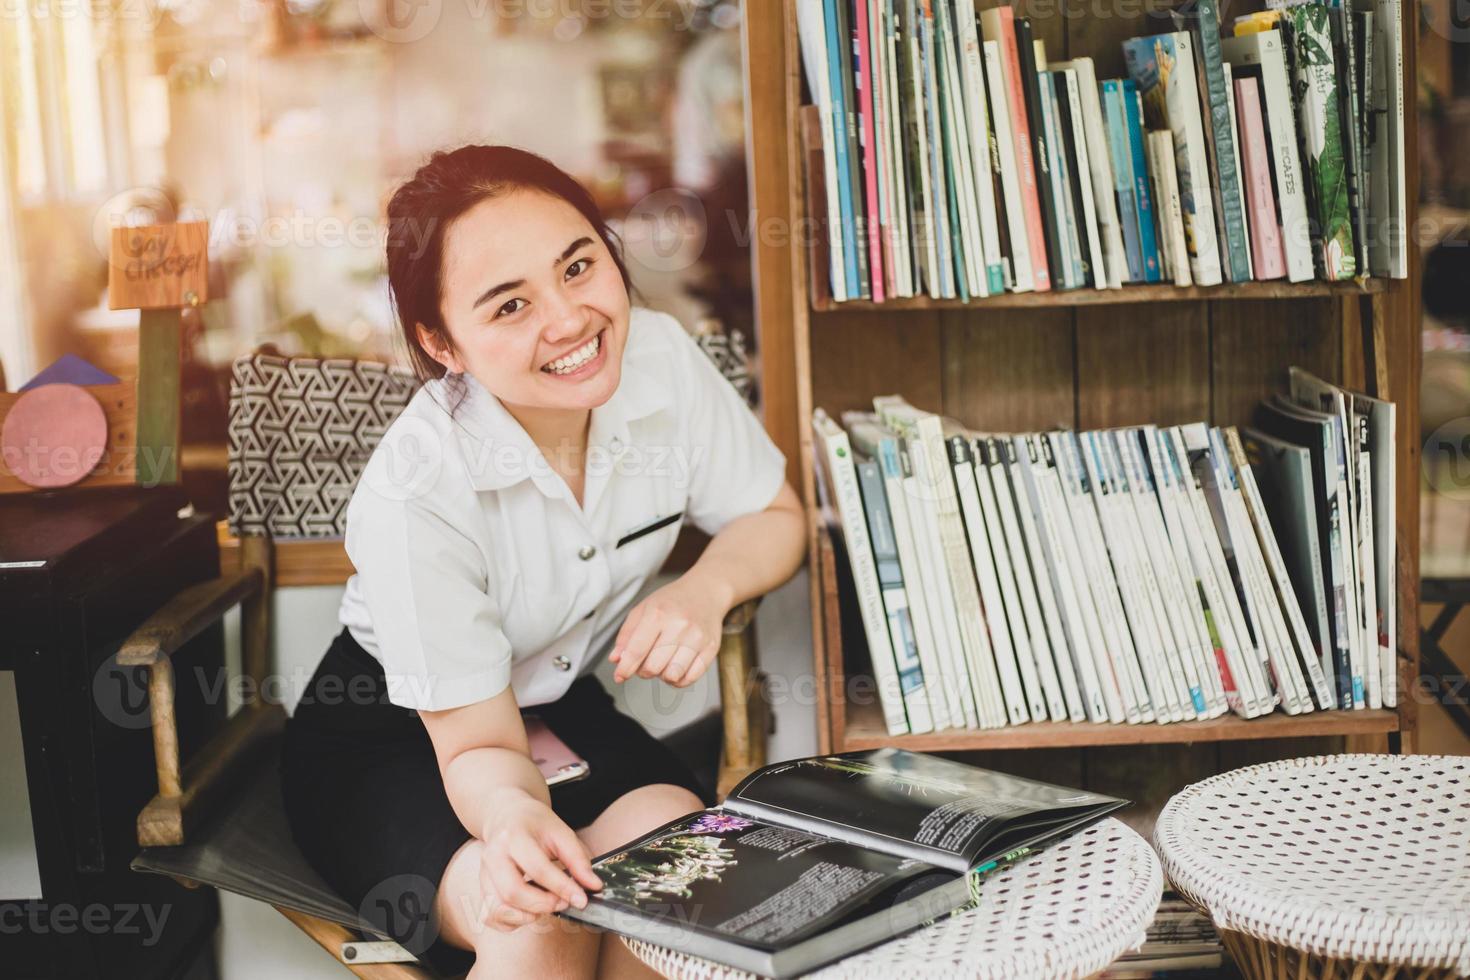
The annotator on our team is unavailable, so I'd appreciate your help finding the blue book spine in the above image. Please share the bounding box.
[824,0,861,298]
[856,459,926,699]
[1103,81,1144,283]
[1123,79,1162,283]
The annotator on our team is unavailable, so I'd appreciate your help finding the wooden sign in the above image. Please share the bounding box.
[107,221,209,311]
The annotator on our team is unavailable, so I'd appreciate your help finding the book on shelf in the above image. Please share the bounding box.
[813,408,911,735]
[1171,0,1253,283]
[1122,31,1223,286]
[1122,79,1164,283]
[1101,78,1146,284]
[811,375,1396,732]
[1234,74,1289,280]
[1222,29,1317,282]
[1280,2,1358,280]
[561,749,1128,978]
[1054,56,1128,288]
[794,0,1408,305]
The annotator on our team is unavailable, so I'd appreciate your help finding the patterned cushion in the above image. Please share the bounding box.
[226,324,749,538]
[227,353,420,538]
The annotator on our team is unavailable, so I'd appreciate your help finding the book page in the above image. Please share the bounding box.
[573,809,951,953]
[726,749,1122,870]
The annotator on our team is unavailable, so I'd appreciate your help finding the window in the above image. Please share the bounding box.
[0,0,113,204]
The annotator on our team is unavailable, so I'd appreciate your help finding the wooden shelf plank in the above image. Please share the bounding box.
[842,700,1399,751]
[813,278,1386,313]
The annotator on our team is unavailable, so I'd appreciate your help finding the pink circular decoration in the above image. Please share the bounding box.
[2,383,109,489]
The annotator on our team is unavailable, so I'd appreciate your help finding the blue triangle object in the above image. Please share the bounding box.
[19,354,120,391]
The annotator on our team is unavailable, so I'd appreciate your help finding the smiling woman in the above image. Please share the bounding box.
[278,144,807,980]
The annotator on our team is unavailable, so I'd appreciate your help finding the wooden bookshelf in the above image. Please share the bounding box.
[844,701,1400,751]
[811,276,1387,313]
[745,0,1422,810]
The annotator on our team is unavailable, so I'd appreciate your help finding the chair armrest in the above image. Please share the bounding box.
[722,597,760,634]
[717,596,768,797]
[118,567,264,666]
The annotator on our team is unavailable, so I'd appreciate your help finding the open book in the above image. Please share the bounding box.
[560,749,1128,977]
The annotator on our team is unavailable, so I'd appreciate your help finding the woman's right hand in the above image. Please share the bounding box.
[478,790,603,932]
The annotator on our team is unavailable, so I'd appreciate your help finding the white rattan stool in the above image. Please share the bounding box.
[1154,754,1470,980]
[623,817,1163,979]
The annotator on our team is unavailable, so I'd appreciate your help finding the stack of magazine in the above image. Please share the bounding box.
[562,748,1127,978]
[1101,891,1223,977]
[812,367,1395,736]
[795,0,1408,302]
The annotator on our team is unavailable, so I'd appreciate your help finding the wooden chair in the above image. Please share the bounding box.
[126,350,772,979]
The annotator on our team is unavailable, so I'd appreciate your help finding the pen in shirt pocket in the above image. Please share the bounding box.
[615,511,684,548]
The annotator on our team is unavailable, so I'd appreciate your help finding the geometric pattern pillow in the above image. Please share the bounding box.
[227,352,420,538]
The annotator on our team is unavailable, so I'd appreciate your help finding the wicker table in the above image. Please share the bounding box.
[624,817,1162,979]
[1154,754,1470,979]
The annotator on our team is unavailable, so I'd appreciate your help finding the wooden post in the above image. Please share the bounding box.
[149,658,181,799]
[107,220,208,488]
[240,534,274,694]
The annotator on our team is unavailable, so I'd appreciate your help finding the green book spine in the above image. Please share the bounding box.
[1288,3,1357,280]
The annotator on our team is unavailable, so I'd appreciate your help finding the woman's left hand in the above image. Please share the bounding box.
[610,571,731,688]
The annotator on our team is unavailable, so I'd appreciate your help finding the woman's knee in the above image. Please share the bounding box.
[579,783,703,855]
[436,838,600,976]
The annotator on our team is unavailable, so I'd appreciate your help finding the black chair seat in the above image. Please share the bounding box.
[131,732,363,930]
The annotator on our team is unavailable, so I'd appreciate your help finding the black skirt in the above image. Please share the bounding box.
[279,626,711,978]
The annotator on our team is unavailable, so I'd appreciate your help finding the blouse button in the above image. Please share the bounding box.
[610,436,623,453]
[578,544,597,561]
[552,655,572,671]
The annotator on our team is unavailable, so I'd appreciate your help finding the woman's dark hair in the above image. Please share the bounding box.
[384,144,634,381]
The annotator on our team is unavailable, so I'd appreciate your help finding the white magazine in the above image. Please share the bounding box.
[1050,432,1153,723]
[1210,427,1311,714]
[1101,431,1205,718]
[1080,431,1187,723]
[999,439,1089,721]
[950,440,1031,725]
[970,438,1051,720]
[1225,427,1337,710]
[1015,435,1115,722]
[1138,426,1232,716]
[1166,427,1276,716]
[983,438,1070,721]
[813,410,908,734]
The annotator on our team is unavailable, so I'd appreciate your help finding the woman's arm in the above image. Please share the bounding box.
[418,694,602,929]
[611,481,807,686]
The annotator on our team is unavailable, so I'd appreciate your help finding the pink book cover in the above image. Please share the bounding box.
[997,6,1050,291]
[854,0,886,302]
[867,0,898,298]
[1234,76,1286,281]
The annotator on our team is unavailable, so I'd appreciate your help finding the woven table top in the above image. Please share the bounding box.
[1153,754,1470,974]
[625,817,1163,979]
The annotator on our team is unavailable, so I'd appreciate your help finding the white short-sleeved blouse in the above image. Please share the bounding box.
[336,307,787,711]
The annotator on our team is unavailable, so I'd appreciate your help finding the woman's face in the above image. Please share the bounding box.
[425,188,631,417]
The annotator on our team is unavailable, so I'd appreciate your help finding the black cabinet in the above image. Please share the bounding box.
[1,488,224,980]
